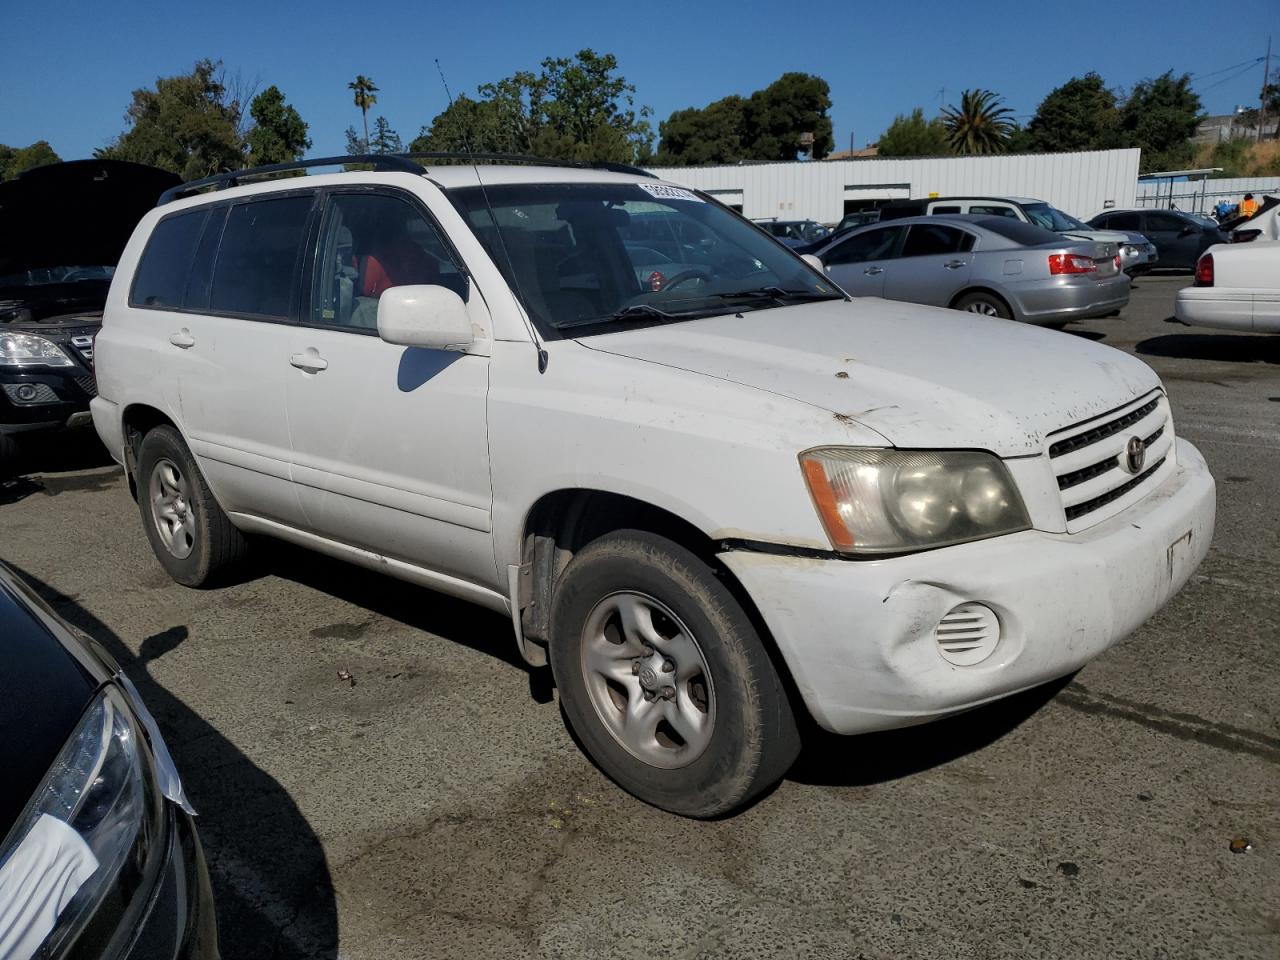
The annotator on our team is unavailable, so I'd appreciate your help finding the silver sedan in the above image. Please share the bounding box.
[810,214,1131,327]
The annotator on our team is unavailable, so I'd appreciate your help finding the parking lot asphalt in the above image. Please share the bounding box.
[1,274,1277,960]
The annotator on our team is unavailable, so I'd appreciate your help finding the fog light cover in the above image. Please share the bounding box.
[935,603,1000,665]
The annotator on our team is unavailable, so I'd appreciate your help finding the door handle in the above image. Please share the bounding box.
[290,351,329,373]
[864,266,884,275]
[944,260,967,269]
[168,330,195,349]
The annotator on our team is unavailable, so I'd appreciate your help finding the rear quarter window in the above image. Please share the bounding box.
[129,209,208,309]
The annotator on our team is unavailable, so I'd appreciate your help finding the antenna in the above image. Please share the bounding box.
[434,58,549,373]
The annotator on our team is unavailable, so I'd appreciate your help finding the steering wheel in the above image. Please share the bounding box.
[660,269,712,291]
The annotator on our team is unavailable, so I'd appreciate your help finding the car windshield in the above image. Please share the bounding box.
[1022,202,1088,232]
[448,182,841,337]
[0,265,116,286]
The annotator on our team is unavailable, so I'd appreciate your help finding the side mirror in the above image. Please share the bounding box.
[377,285,474,351]
[801,253,825,272]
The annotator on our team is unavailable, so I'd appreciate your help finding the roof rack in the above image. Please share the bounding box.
[402,153,654,179]
[156,151,655,206]
[157,154,425,205]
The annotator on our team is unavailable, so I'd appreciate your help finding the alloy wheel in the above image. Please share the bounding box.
[149,458,196,559]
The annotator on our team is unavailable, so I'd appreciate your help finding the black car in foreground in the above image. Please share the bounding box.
[0,160,179,468]
[0,563,217,959]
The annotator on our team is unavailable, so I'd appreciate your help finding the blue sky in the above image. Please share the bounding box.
[4,0,1277,161]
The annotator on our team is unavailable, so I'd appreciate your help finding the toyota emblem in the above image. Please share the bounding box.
[1124,436,1146,474]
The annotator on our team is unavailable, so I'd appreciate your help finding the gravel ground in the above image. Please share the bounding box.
[1,274,1276,960]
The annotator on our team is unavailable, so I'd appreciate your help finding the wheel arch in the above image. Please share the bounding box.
[514,488,806,718]
[119,403,182,500]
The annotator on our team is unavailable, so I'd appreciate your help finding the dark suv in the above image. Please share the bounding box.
[0,160,178,467]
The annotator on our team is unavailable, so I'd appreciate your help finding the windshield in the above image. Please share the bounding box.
[1022,202,1088,232]
[448,182,841,337]
[0,265,115,286]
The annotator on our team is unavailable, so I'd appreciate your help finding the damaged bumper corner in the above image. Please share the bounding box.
[719,438,1216,735]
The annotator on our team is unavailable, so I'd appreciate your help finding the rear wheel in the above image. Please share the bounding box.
[136,425,248,587]
[954,291,1012,319]
[549,530,800,817]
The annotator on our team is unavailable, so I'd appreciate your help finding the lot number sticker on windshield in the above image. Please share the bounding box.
[638,183,704,203]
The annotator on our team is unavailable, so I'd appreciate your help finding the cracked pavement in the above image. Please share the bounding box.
[1,275,1276,959]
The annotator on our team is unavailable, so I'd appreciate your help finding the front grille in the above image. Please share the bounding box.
[71,334,95,367]
[75,375,97,397]
[1048,391,1174,531]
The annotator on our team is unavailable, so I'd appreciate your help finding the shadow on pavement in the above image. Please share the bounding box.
[7,564,339,960]
[1137,333,1280,364]
[788,674,1075,787]
[1066,329,1106,341]
[263,541,528,672]
[0,426,116,502]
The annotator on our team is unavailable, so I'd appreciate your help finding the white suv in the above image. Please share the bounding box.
[92,157,1216,817]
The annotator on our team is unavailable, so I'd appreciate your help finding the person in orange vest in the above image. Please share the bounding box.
[1239,193,1259,218]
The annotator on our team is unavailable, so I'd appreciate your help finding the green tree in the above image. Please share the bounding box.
[1025,73,1118,152]
[369,116,402,154]
[941,89,1016,155]
[411,50,653,163]
[0,140,61,180]
[744,73,833,161]
[875,108,951,157]
[96,59,244,180]
[1117,71,1202,173]
[653,96,746,166]
[244,85,311,165]
[348,75,379,152]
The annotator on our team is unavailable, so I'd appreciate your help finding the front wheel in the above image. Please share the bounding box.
[549,531,800,817]
[954,291,1012,319]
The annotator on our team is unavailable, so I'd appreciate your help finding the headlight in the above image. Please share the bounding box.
[1121,244,1137,256]
[0,687,157,960]
[0,333,74,367]
[799,448,1031,554]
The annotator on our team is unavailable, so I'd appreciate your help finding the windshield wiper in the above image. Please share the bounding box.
[556,302,705,331]
[713,286,845,303]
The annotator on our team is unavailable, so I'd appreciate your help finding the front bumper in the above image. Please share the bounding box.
[1013,273,1131,325]
[119,806,218,960]
[721,438,1215,735]
[1121,243,1158,274]
[0,367,97,436]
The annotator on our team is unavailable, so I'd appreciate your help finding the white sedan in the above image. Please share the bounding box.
[1175,240,1280,333]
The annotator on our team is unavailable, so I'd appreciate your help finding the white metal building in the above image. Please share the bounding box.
[648,148,1141,223]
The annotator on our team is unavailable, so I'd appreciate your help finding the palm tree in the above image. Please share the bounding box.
[941,89,1015,155]
[347,75,379,152]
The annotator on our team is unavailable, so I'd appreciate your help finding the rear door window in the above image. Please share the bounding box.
[1105,212,1141,230]
[1145,212,1186,233]
[823,226,905,265]
[209,195,314,319]
[129,209,208,309]
[901,224,975,257]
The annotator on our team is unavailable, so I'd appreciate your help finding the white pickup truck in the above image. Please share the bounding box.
[91,157,1215,816]
[1176,198,1280,333]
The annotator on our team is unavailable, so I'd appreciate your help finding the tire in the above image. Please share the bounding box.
[549,530,800,818]
[954,291,1012,319]
[136,425,248,587]
[0,434,21,481]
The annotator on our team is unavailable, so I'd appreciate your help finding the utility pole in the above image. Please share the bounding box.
[1260,35,1272,143]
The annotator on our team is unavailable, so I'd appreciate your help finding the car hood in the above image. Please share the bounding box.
[579,298,1160,457]
[0,159,180,277]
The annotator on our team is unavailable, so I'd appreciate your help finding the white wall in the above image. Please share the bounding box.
[648,149,1141,223]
